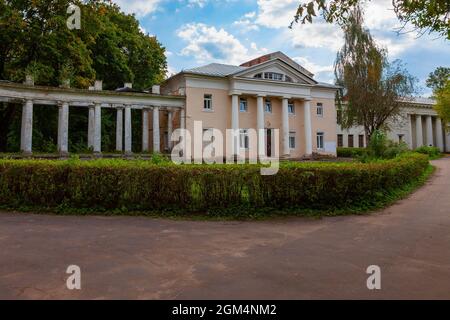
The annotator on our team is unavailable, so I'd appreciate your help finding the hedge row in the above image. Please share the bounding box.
[337,147,368,158]
[0,154,429,213]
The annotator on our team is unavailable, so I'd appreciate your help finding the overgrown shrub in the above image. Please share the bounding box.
[415,146,441,159]
[337,147,367,158]
[0,154,429,215]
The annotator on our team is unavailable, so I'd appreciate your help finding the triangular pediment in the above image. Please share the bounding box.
[232,58,317,85]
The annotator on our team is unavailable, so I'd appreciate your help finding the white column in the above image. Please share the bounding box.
[93,103,101,153]
[124,106,132,154]
[180,108,186,130]
[57,102,69,154]
[88,105,95,149]
[142,108,149,152]
[435,117,444,152]
[282,98,290,156]
[415,115,423,148]
[426,115,433,146]
[167,110,173,150]
[304,100,313,155]
[153,106,160,153]
[20,99,33,154]
[408,114,414,149]
[231,94,239,155]
[116,107,123,152]
[257,95,265,156]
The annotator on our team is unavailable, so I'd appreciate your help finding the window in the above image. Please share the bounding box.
[254,73,262,79]
[317,132,324,150]
[398,134,404,143]
[239,129,249,149]
[239,98,248,112]
[204,94,212,110]
[359,135,365,148]
[317,103,323,117]
[348,135,354,148]
[288,102,295,115]
[265,99,272,113]
[337,134,344,147]
[264,72,283,81]
[289,132,296,149]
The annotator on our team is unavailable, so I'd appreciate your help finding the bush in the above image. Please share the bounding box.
[415,146,441,159]
[0,154,429,215]
[337,147,367,158]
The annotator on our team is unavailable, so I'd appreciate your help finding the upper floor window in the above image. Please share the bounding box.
[317,103,323,117]
[204,94,212,110]
[240,98,248,112]
[264,72,283,81]
[254,73,262,79]
[288,102,295,115]
[265,99,272,113]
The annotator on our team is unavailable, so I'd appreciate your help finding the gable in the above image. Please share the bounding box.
[232,59,317,85]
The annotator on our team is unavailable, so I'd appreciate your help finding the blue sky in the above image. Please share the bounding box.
[114,0,449,97]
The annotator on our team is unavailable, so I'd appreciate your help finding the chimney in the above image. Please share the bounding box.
[152,85,160,95]
[124,82,132,89]
[94,80,103,91]
[24,75,34,86]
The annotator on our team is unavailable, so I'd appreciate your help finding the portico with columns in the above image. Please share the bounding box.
[0,81,185,155]
[162,51,340,159]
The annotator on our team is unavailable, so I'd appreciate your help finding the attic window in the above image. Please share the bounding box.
[264,72,283,81]
[254,73,262,79]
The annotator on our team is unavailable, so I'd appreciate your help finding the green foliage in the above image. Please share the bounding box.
[434,79,450,129]
[337,147,367,158]
[361,130,409,161]
[0,154,429,215]
[415,146,442,159]
[426,67,450,94]
[292,0,450,39]
[0,0,168,152]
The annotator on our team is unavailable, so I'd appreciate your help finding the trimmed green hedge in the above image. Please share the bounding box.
[337,147,368,158]
[0,154,429,214]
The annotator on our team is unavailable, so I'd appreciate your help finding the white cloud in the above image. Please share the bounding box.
[255,0,298,29]
[293,57,333,75]
[113,0,161,17]
[233,12,260,33]
[187,0,208,8]
[177,23,268,65]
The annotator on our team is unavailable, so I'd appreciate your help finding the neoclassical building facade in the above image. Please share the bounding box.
[162,52,340,159]
[337,97,450,152]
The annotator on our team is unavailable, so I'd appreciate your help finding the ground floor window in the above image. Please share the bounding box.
[337,134,343,147]
[317,132,324,150]
[398,134,404,143]
[348,135,354,148]
[240,129,249,149]
[289,132,296,149]
[359,134,365,148]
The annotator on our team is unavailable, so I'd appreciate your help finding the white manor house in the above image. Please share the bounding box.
[0,52,449,156]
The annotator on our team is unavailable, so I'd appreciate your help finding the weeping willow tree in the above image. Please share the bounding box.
[335,6,417,141]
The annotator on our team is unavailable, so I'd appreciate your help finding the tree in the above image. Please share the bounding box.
[336,6,416,141]
[426,67,450,95]
[434,79,450,129]
[292,0,450,39]
[0,0,167,152]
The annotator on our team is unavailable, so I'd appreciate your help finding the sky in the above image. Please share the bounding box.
[113,0,449,97]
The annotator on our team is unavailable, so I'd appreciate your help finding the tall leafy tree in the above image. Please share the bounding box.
[0,0,167,152]
[292,0,450,39]
[426,67,450,95]
[336,6,416,141]
[434,80,450,129]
